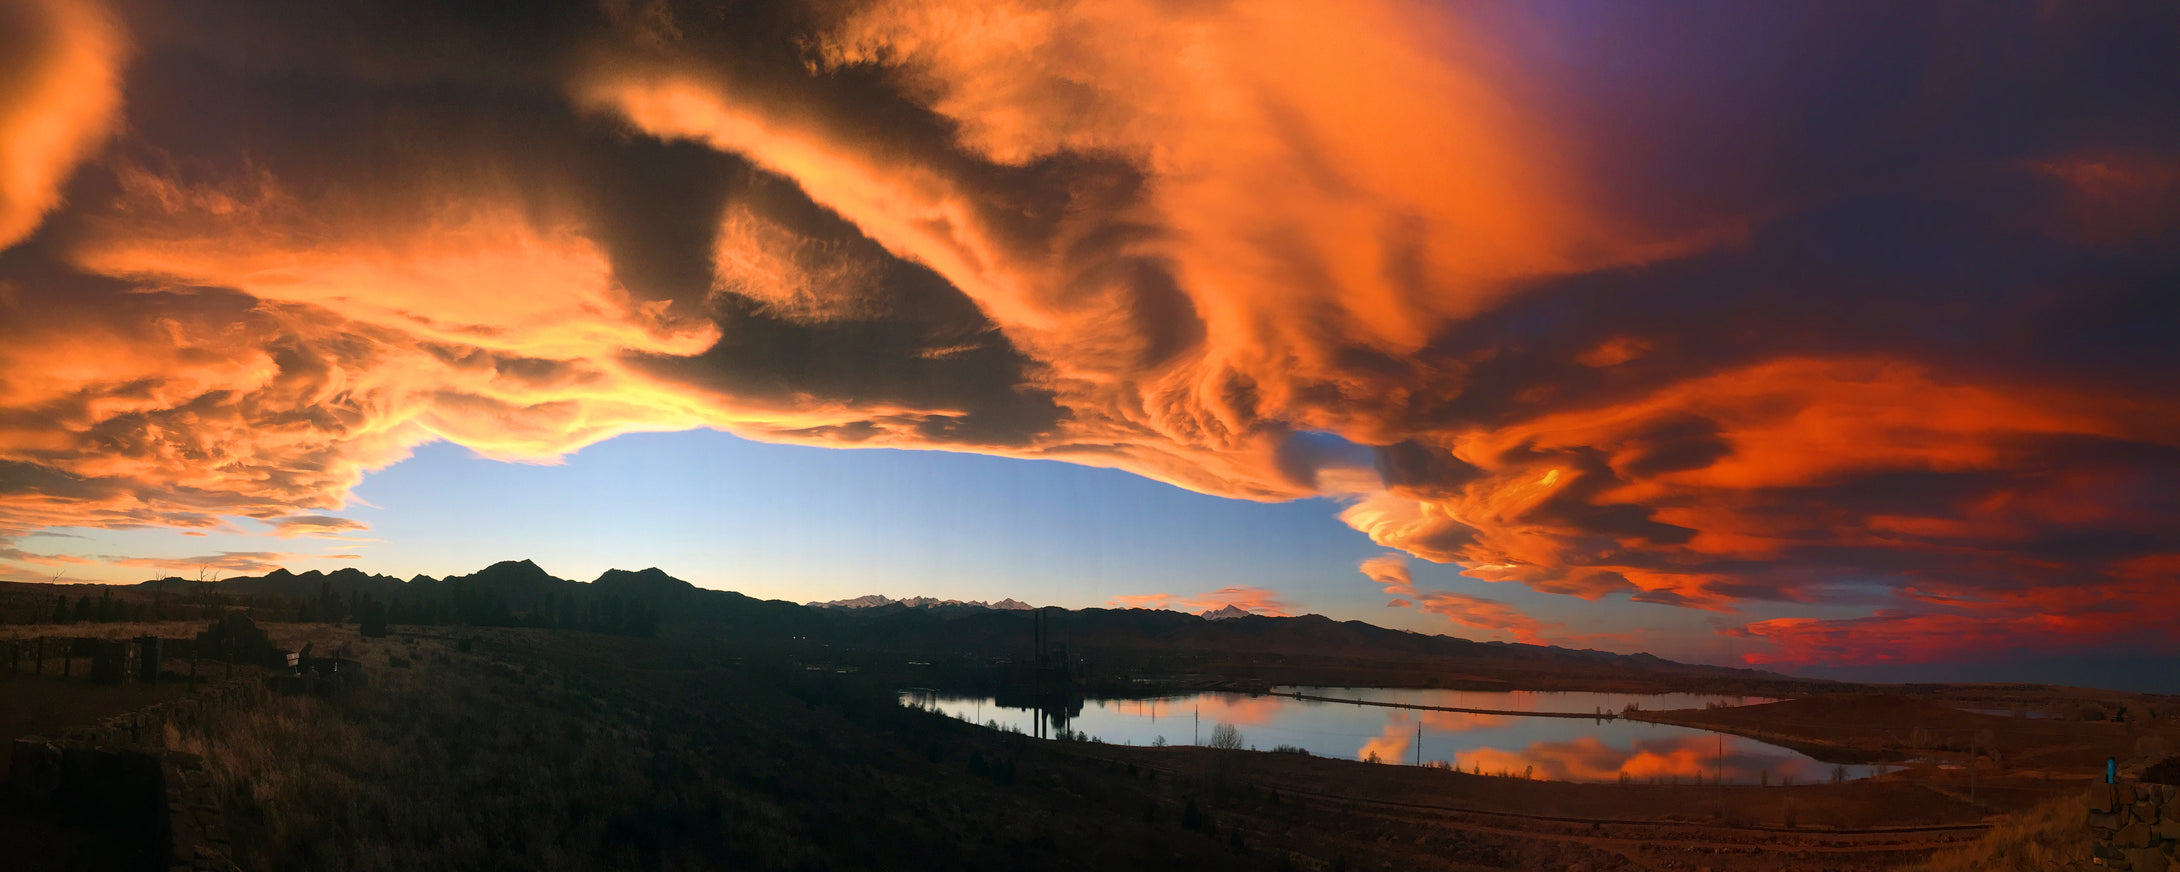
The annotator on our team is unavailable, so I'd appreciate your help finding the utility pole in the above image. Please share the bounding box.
[1415,721,1423,766]
[1718,734,1724,785]
[1194,705,1200,746]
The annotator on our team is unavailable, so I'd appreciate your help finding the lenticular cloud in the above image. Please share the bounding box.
[2,0,2176,666]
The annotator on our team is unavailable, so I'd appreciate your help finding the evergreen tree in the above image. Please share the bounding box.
[359,598,389,638]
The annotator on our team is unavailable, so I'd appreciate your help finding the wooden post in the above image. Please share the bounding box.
[1968,735,1977,806]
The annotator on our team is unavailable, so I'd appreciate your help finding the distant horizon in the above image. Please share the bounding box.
[19,555,2180,695]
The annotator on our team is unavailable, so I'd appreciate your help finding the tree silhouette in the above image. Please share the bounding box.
[359,598,389,637]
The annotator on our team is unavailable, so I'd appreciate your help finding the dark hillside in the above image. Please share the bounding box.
[108,560,1802,691]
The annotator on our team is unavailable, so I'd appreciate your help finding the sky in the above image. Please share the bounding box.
[1,0,2176,683]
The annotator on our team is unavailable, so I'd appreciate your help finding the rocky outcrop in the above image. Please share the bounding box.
[2088,781,2180,871]
[6,679,262,871]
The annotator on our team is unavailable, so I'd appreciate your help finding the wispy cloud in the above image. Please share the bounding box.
[102,550,341,575]
[1108,586,1292,617]
[1359,553,1551,644]
[262,515,371,539]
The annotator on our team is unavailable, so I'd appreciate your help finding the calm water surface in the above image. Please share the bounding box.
[903,686,1884,784]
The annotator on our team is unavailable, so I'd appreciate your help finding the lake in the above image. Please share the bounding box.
[902,686,1886,784]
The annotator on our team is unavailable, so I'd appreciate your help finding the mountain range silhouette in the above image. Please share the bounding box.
[137,559,1779,684]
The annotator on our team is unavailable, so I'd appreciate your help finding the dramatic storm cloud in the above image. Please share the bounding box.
[0,0,125,249]
[1,0,2175,668]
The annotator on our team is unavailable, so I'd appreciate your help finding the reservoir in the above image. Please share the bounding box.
[902,686,1885,784]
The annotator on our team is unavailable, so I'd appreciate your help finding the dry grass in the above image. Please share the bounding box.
[160,630,686,870]
[1898,793,2088,872]
[111,620,2089,872]
[0,620,218,642]
[143,624,1335,871]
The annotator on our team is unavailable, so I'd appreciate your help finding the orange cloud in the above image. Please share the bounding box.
[105,550,358,575]
[1194,693,1286,728]
[1728,573,2180,667]
[573,0,1728,505]
[1452,734,1858,784]
[263,515,370,539]
[1355,709,1517,764]
[1107,586,1291,617]
[1409,591,1555,646]
[1357,721,1412,764]
[1358,554,1414,596]
[1360,554,1575,646]
[1,1,2175,673]
[0,0,125,249]
[1342,356,2180,617]
[1454,735,1711,782]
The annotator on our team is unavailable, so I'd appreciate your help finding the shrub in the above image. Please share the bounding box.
[359,601,389,638]
[1207,722,1244,750]
[2144,756,2180,785]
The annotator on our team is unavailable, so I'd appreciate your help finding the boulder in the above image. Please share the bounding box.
[2093,783,2122,812]
[2120,821,2156,848]
[2130,847,2171,872]
[193,613,281,666]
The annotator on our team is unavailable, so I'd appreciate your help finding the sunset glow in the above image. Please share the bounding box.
[2,0,2175,682]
